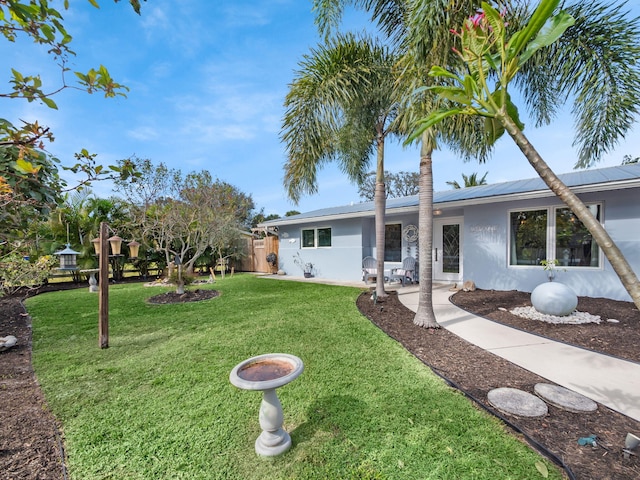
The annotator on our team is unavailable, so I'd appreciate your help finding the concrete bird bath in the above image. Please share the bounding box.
[229,353,304,456]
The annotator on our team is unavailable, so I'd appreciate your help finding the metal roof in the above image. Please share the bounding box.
[262,163,640,226]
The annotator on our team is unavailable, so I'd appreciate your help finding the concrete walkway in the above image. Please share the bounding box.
[397,283,640,423]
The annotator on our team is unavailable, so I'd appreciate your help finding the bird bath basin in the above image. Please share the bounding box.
[230,353,303,456]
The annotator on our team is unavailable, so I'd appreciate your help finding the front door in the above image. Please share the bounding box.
[433,217,463,282]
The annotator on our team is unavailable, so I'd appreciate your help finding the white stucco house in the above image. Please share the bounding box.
[260,163,640,301]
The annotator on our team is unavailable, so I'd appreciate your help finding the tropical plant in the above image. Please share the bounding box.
[281,32,405,298]
[0,253,57,297]
[446,172,489,189]
[314,0,492,328]
[412,0,640,309]
[316,0,640,323]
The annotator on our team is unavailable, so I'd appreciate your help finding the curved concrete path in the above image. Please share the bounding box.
[397,283,640,422]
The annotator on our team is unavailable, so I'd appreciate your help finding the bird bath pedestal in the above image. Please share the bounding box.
[81,269,100,293]
[229,353,303,456]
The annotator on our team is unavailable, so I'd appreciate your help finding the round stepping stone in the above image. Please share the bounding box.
[534,383,597,414]
[487,387,548,417]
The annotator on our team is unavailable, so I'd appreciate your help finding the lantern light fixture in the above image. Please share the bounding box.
[108,235,123,256]
[127,241,140,259]
[53,244,81,270]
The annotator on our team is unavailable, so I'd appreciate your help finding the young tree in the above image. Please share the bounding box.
[412,0,640,309]
[282,33,405,298]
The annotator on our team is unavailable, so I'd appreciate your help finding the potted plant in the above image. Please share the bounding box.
[266,252,278,274]
[531,258,576,316]
[540,258,560,281]
[293,253,313,278]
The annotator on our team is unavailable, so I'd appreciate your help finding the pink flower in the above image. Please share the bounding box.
[470,12,485,27]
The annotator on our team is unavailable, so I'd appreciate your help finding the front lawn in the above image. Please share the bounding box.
[27,275,560,479]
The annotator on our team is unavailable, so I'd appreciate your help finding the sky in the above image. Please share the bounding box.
[3,0,640,217]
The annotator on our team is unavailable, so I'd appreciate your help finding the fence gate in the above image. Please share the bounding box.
[252,236,279,273]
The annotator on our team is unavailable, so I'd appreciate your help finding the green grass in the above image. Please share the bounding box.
[27,275,561,479]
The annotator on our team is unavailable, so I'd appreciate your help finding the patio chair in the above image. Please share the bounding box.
[390,257,416,286]
[362,256,378,284]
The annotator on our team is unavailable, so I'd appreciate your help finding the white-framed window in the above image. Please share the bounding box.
[554,205,600,267]
[301,227,332,248]
[509,204,601,268]
[384,223,402,262]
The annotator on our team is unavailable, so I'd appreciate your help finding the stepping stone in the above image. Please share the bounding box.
[534,383,597,414]
[487,387,548,417]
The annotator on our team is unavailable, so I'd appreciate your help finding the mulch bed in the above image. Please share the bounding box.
[357,288,640,480]
[2,283,639,479]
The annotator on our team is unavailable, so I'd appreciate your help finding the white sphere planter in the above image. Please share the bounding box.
[531,282,578,316]
[230,353,304,456]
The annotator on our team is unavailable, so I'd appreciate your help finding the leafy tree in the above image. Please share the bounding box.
[251,210,281,228]
[116,160,254,273]
[282,32,405,298]
[358,170,420,200]
[0,1,141,239]
[622,155,639,165]
[446,172,489,189]
[413,0,640,309]
[285,210,301,217]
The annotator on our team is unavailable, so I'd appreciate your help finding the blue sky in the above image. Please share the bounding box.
[3,0,640,216]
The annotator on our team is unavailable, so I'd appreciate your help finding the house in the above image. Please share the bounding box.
[260,163,640,302]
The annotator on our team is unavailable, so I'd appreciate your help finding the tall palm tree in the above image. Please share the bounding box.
[315,0,489,328]
[446,172,489,189]
[281,32,404,298]
[414,0,640,308]
[315,0,640,321]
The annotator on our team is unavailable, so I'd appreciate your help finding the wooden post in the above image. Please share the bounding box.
[99,222,109,349]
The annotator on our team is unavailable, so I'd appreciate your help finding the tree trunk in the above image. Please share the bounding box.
[499,112,640,310]
[413,134,439,328]
[374,134,388,298]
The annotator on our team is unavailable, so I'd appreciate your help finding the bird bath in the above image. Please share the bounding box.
[229,353,303,456]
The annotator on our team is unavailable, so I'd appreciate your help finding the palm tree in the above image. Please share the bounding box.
[413,0,640,308]
[281,32,404,298]
[446,172,489,189]
[315,0,490,328]
[315,0,640,320]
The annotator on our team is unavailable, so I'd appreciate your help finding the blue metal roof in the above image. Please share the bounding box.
[263,163,640,225]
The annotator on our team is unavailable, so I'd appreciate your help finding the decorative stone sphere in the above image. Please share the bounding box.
[531,282,578,316]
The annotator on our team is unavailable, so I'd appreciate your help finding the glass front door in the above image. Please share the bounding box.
[433,217,463,282]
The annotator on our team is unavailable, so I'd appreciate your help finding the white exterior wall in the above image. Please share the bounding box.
[277,218,365,281]
[463,188,640,301]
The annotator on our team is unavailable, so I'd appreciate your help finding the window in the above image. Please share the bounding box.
[384,224,402,262]
[509,210,548,265]
[302,229,315,248]
[301,227,332,248]
[317,227,332,247]
[555,205,600,267]
[509,205,601,268]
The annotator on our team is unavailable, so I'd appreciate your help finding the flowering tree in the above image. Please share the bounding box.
[411,0,640,309]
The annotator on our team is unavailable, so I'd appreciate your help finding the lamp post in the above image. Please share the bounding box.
[99,222,110,349]
[95,222,138,349]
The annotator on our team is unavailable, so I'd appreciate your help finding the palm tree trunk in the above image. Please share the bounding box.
[499,112,640,310]
[414,132,439,328]
[374,134,387,298]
